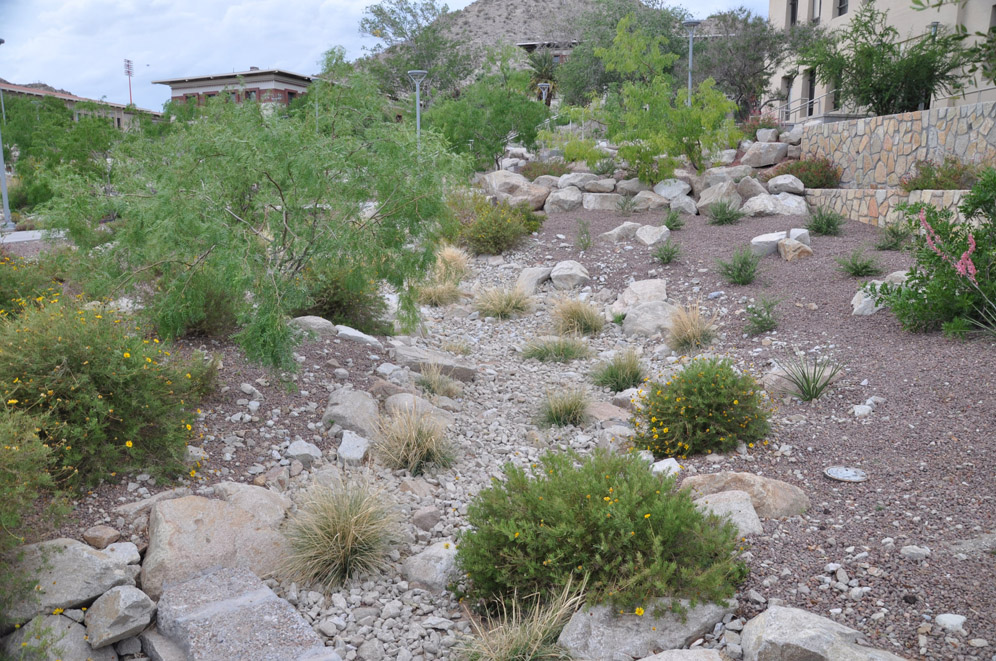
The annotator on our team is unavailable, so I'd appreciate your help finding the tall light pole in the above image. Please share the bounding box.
[407,70,427,151]
[124,58,134,106]
[682,19,701,107]
[0,38,12,232]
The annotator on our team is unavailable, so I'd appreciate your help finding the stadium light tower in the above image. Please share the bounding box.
[124,58,134,106]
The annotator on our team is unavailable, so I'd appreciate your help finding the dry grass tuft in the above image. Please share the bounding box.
[283,481,399,590]
[591,349,645,392]
[417,363,463,398]
[551,299,604,337]
[437,244,471,283]
[539,388,590,427]
[668,300,718,353]
[522,337,591,363]
[418,281,463,307]
[475,287,533,319]
[375,406,454,475]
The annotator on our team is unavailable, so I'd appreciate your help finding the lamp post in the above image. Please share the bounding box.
[407,70,427,151]
[0,38,12,232]
[682,19,701,107]
[538,82,550,105]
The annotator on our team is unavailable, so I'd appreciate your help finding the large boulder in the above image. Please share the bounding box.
[516,267,553,294]
[335,325,383,350]
[737,177,767,201]
[402,541,459,592]
[583,193,624,211]
[632,190,670,211]
[3,538,134,624]
[533,174,561,189]
[694,490,763,537]
[84,585,157,649]
[140,484,291,600]
[585,178,617,193]
[767,174,805,195]
[741,142,789,168]
[507,183,552,211]
[741,193,810,218]
[779,125,804,145]
[703,165,755,188]
[653,179,692,200]
[635,225,671,246]
[617,178,651,195]
[550,260,591,289]
[482,169,531,196]
[756,128,779,143]
[0,615,117,661]
[321,386,379,437]
[669,194,698,215]
[292,315,337,336]
[741,606,908,661]
[156,567,331,661]
[611,279,669,316]
[393,345,477,382]
[544,186,583,213]
[600,221,643,243]
[560,172,600,189]
[696,181,743,214]
[750,229,810,256]
[558,599,737,660]
[773,191,809,215]
[622,301,677,337]
[680,472,809,519]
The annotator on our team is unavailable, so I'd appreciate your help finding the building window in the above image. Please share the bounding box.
[811,0,821,23]
[185,94,197,104]
[246,90,257,101]
[229,92,238,103]
[835,0,847,16]
[789,0,798,25]
[116,117,121,129]
[806,69,817,116]
[287,91,297,103]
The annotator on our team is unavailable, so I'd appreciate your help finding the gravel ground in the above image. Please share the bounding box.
[26,204,996,659]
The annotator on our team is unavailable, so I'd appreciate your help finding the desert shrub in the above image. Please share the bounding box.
[522,337,591,363]
[416,363,463,399]
[375,408,453,475]
[539,389,589,427]
[459,198,543,256]
[740,113,781,136]
[631,357,770,458]
[763,157,841,189]
[562,138,604,166]
[716,247,761,285]
[0,301,215,488]
[283,481,399,590]
[297,264,391,336]
[0,255,61,320]
[870,180,996,331]
[662,209,685,231]
[706,201,745,226]
[418,281,462,307]
[591,349,645,392]
[875,223,912,251]
[806,206,845,236]
[744,297,779,336]
[520,160,571,181]
[900,157,981,193]
[457,450,746,612]
[475,288,532,319]
[592,158,616,176]
[776,354,844,401]
[836,250,883,277]
[575,219,592,251]
[0,410,56,554]
[653,240,681,265]
[668,301,717,353]
[552,299,604,336]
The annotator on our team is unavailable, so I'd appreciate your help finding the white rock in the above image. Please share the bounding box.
[583,192,624,211]
[516,267,553,294]
[338,430,371,465]
[750,229,811,256]
[634,225,671,246]
[322,387,379,438]
[101,542,141,565]
[584,178,617,193]
[544,186,583,213]
[741,606,908,660]
[84,585,157,649]
[696,181,742,214]
[402,541,459,592]
[694,490,763,537]
[559,172,600,189]
[756,128,779,143]
[551,260,591,289]
[599,221,643,243]
[632,190,670,211]
[741,141,789,168]
[669,194,698,215]
[766,174,805,195]
[617,178,651,195]
[653,179,692,200]
[286,440,323,468]
[852,404,873,418]
[622,301,677,337]
[936,613,967,634]
[292,316,337,336]
[899,545,931,561]
[335,325,383,350]
[651,458,682,476]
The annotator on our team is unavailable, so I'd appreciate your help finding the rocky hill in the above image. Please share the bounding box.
[441,0,597,53]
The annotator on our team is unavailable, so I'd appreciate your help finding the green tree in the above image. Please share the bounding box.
[797,2,970,116]
[527,49,557,106]
[426,45,549,170]
[911,0,996,86]
[47,49,464,369]
[359,0,474,103]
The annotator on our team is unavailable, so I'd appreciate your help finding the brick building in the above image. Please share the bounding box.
[0,81,161,130]
[152,67,312,106]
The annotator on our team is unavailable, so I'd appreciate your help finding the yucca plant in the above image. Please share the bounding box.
[777,354,844,401]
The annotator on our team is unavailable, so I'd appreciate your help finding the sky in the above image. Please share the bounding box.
[0,0,767,112]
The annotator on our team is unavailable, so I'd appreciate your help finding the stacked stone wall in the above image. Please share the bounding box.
[805,189,969,227]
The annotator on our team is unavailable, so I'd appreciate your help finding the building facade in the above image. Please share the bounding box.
[0,81,160,130]
[767,0,996,124]
[152,68,312,106]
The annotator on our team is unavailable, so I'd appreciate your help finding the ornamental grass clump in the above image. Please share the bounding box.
[836,250,883,277]
[591,349,645,392]
[551,299,604,336]
[631,357,770,459]
[416,363,463,398]
[0,300,215,488]
[522,337,591,363]
[375,407,454,475]
[667,300,718,353]
[706,201,745,226]
[283,480,399,590]
[475,287,532,319]
[457,450,746,614]
[806,206,845,236]
[539,389,589,427]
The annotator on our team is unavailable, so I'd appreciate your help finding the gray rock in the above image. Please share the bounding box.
[338,430,371,465]
[533,174,560,189]
[669,194,698,215]
[583,192,624,211]
[3,538,134,624]
[585,178,617,193]
[634,225,671,246]
[702,165,755,187]
[507,182,552,211]
[85,586,157,649]
[900,545,931,562]
[642,651,723,661]
[697,181,742,214]
[611,279,669,316]
[102,542,141,566]
[402,541,459,591]
[83,524,121,549]
[651,457,682,476]
[600,221,643,243]
[935,613,966,633]
[516,267,553,294]
[681,472,809,519]
[740,142,789,168]
[292,316,337,336]
[694,490,763,537]
[750,229,811,256]
[156,566,329,661]
[653,178,692,200]
[482,169,531,196]
[559,172,600,189]
[322,387,380,437]
[335,325,383,350]
[714,149,738,165]
[779,125,804,145]
[558,599,737,660]
[632,190,670,211]
[737,177,767,201]
[139,625,187,661]
[772,192,809,215]
[617,178,651,195]
[544,186,583,213]
[1,614,117,661]
[115,636,142,656]
[766,174,805,195]
[413,506,442,531]
[384,393,453,427]
[113,487,191,523]
[550,260,591,289]
[393,345,477,382]
[756,128,779,143]
[286,440,323,468]
[741,606,907,661]
[851,289,883,316]
[622,301,677,337]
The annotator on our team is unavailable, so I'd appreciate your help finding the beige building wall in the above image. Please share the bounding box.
[768,0,996,123]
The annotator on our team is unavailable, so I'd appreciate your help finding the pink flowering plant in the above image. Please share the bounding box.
[869,168,996,335]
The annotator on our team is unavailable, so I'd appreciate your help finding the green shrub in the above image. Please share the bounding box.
[662,209,685,231]
[806,206,845,236]
[520,160,571,181]
[744,297,779,336]
[616,195,637,215]
[716,247,761,285]
[631,357,770,458]
[0,410,56,554]
[836,250,883,277]
[552,299,604,336]
[539,389,589,427]
[706,201,745,226]
[653,240,681,265]
[763,157,841,189]
[562,138,604,166]
[459,198,543,255]
[900,157,981,193]
[297,264,391,335]
[591,349,645,392]
[457,450,746,612]
[522,337,590,363]
[0,301,215,488]
[875,223,912,251]
[0,254,60,320]
[576,219,592,251]
[592,158,616,176]
[283,481,399,590]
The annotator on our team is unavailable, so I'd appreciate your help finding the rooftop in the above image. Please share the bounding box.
[152,68,313,86]
[0,80,160,114]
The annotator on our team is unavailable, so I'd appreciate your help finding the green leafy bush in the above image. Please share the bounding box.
[459,198,543,256]
[0,410,56,554]
[0,301,215,488]
[631,357,770,458]
[900,157,981,192]
[457,450,746,612]
[520,160,572,181]
[763,157,841,189]
[654,240,681,264]
[716,247,761,285]
[297,264,391,336]
[562,139,605,167]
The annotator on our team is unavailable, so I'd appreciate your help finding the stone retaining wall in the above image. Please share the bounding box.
[801,102,996,189]
[805,189,969,227]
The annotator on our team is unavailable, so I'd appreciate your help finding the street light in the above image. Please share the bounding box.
[407,70,427,151]
[0,38,12,232]
[538,82,550,105]
[682,19,702,107]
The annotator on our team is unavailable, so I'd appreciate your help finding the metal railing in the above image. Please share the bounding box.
[772,89,864,125]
